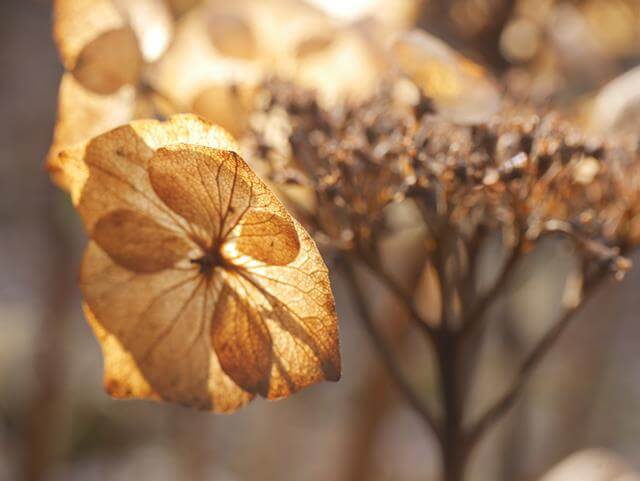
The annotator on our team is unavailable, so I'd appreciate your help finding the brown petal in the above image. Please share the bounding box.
[148,145,288,246]
[77,124,175,234]
[211,283,273,396]
[83,303,157,400]
[46,74,135,200]
[93,209,192,272]
[206,11,257,59]
[63,114,238,213]
[68,116,340,411]
[233,210,300,265]
[237,221,341,399]
[147,146,224,241]
[73,27,143,95]
[54,0,172,94]
[130,114,239,153]
[81,242,253,411]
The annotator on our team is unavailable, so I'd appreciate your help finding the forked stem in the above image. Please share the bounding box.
[343,241,621,481]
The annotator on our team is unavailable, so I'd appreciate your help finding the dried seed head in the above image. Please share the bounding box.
[249,80,640,266]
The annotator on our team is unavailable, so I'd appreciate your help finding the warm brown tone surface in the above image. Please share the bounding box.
[5,1,640,480]
[55,115,340,410]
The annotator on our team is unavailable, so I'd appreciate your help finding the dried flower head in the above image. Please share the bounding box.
[250,80,640,281]
[60,114,340,411]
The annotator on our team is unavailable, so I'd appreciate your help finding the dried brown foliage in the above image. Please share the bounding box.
[56,114,340,411]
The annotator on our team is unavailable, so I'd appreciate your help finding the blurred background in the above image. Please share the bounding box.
[2,0,640,480]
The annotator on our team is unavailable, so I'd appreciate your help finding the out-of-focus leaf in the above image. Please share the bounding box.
[151,0,382,122]
[48,0,174,189]
[391,29,502,124]
[60,114,340,411]
[165,0,202,17]
[121,0,174,62]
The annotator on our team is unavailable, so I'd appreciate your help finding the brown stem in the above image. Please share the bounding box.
[459,238,522,338]
[465,268,613,450]
[358,253,438,341]
[433,225,455,329]
[341,257,442,439]
[435,330,469,481]
[460,226,489,311]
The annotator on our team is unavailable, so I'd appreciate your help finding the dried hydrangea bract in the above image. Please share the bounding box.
[47,74,136,196]
[53,0,172,94]
[61,114,340,411]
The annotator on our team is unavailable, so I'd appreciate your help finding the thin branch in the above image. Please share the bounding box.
[465,268,612,449]
[358,253,439,341]
[459,237,523,339]
[433,224,455,331]
[460,226,489,313]
[341,257,442,439]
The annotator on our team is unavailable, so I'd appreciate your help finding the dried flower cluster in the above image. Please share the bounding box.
[246,75,640,478]
[252,80,640,286]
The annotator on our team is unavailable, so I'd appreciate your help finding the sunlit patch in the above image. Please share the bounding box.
[219,238,258,270]
[121,0,173,62]
[304,0,418,27]
[305,0,380,21]
[138,23,171,61]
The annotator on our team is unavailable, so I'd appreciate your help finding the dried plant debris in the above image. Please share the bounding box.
[57,114,340,411]
[249,80,640,276]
